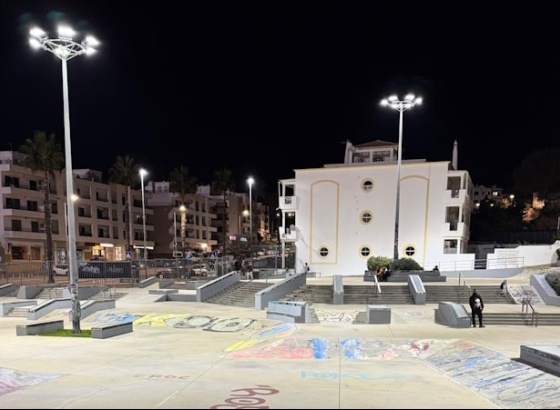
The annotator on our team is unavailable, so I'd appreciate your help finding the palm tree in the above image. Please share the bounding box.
[19,131,64,284]
[169,164,198,250]
[211,168,235,255]
[108,155,138,253]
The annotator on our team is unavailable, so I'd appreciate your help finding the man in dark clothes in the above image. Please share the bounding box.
[469,289,485,328]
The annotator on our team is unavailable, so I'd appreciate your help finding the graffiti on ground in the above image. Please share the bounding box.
[0,367,60,397]
[314,310,359,323]
[426,339,560,409]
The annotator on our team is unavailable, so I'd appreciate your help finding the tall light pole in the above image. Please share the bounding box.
[247,177,254,244]
[29,25,98,334]
[139,169,148,269]
[179,204,187,250]
[380,94,422,262]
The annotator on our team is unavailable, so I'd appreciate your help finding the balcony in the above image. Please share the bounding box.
[444,188,466,203]
[442,221,468,238]
[278,226,297,242]
[279,195,299,211]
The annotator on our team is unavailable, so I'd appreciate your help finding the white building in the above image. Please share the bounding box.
[277,139,475,276]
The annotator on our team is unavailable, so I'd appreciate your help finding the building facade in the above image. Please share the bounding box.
[146,181,218,257]
[277,140,475,276]
[0,151,154,263]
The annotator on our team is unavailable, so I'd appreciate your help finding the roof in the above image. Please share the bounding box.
[354,139,398,148]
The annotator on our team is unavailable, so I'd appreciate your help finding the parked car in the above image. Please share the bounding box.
[156,267,188,279]
[52,265,69,276]
[190,264,208,276]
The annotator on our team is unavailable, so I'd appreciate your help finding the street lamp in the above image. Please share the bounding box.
[247,177,254,244]
[380,94,422,261]
[173,204,187,254]
[179,204,187,250]
[30,25,99,334]
[139,169,148,269]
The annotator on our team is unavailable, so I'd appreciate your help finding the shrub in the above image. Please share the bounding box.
[390,257,423,271]
[366,256,392,271]
[556,248,560,260]
[545,272,560,295]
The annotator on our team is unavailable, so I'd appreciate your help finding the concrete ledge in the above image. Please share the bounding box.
[520,345,560,377]
[267,300,309,323]
[91,322,133,339]
[138,277,158,288]
[16,320,64,336]
[0,283,16,297]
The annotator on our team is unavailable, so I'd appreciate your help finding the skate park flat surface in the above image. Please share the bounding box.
[0,273,559,409]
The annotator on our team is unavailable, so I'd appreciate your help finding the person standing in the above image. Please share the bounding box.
[469,289,485,328]
[500,279,508,297]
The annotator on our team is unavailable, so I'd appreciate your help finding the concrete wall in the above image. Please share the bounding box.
[255,272,307,310]
[197,271,240,302]
[530,274,560,307]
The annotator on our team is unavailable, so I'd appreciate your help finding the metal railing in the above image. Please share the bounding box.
[521,295,538,327]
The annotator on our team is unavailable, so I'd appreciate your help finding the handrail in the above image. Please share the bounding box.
[521,295,538,327]
[373,273,381,295]
[457,272,470,302]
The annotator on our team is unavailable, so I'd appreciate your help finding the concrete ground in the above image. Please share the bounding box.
[0,270,559,409]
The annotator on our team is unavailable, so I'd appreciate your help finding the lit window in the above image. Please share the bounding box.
[360,246,370,257]
[404,246,415,256]
[319,247,329,258]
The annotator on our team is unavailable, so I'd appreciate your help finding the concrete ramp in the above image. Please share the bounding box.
[435,301,471,328]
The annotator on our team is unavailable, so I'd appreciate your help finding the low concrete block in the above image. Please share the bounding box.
[16,320,64,336]
[366,305,391,324]
[91,322,133,339]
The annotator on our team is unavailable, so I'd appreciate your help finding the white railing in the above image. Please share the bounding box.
[426,257,525,272]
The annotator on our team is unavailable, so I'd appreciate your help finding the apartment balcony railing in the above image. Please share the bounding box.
[279,195,299,211]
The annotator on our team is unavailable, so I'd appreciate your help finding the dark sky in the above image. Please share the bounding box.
[1,2,557,195]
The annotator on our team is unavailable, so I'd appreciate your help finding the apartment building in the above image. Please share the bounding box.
[277,140,475,276]
[0,151,154,263]
[145,181,218,257]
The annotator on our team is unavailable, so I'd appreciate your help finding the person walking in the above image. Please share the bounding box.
[469,289,485,328]
[500,279,508,297]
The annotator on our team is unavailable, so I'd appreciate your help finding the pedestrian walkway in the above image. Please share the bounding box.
[0,270,559,408]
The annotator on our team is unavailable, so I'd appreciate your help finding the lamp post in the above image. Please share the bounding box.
[139,169,148,270]
[380,94,422,261]
[179,204,187,250]
[247,177,254,244]
[29,25,98,334]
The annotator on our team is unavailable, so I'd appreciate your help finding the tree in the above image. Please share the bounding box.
[108,155,138,252]
[19,131,64,284]
[169,164,198,250]
[211,168,235,255]
[513,147,560,200]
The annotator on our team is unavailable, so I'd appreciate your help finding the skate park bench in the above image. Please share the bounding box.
[16,320,64,336]
[91,322,133,339]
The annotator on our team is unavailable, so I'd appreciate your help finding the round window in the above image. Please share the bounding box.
[405,246,416,257]
[319,247,329,258]
[362,179,374,192]
[361,211,373,224]
[360,246,370,257]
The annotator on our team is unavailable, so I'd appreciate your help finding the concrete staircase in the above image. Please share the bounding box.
[35,287,66,300]
[424,284,515,305]
[281,284,415,305]
[205,281,270,308]
[5,305,34,318]
[280,285,333,303]
[480,311,560,326]
[344,284,414,304]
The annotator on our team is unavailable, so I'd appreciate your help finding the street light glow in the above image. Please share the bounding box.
[381,94,422,261]
[247,176,255,246]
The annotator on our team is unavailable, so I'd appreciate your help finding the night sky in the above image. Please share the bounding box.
[1,2,557,195]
